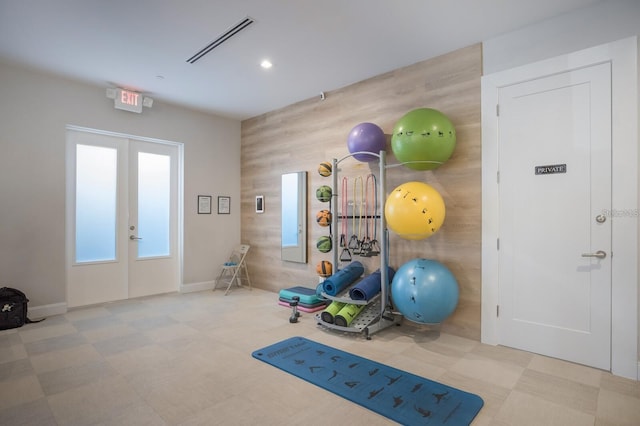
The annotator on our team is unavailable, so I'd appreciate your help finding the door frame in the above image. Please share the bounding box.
[481,37,638,379]
[65,125,184,305]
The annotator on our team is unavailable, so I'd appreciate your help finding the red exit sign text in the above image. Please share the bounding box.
[114,88,143,113]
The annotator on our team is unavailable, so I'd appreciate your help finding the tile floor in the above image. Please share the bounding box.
[1,288,639,425]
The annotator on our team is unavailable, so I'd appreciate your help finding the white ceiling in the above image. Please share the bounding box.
[0,0,602,120]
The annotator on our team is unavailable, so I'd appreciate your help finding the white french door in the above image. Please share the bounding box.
[66,128,181,308]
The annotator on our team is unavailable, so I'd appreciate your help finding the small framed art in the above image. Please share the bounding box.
[197,195,212,214]
[218,196,231,214]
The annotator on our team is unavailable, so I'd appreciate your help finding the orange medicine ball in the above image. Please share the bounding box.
[316,260,333,277]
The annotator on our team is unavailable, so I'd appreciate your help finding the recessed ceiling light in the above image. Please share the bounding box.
[260,59,273,69]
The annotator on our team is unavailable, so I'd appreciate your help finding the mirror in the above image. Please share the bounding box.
[281,171,307,263]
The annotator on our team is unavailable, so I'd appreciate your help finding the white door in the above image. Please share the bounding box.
[497,62,612,370]
[66,129,181,307]
[128,140,180,298]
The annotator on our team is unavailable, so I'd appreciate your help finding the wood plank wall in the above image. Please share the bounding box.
[241,43,482,340]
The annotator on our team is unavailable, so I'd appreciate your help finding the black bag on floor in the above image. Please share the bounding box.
[0,287,44,330]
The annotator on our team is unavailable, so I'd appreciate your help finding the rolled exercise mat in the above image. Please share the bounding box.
[316,282,327,299]
[348,267,396,301]
[334,303,367,327]
[322,261,364,296]
[320,301,346,324]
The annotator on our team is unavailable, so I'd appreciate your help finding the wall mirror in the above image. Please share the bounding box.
[281,171,307,263]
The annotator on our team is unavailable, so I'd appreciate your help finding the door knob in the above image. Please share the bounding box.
[581,250,606,259]
[129,235,142,240]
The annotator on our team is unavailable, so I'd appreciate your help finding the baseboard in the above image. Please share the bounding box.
[637,362,640,380]
[26,284,219,319]
[29,302,67,320]
[181,280,216,293]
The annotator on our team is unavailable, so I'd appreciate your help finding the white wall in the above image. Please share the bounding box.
[483,0,640,74]
[482,0,640,378]
[0,61,241,309]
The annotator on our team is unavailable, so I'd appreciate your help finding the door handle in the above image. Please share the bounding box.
[129,235,142,240]
[581,250,606,259]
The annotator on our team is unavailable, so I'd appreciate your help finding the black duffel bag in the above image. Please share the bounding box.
[0,287,44,330]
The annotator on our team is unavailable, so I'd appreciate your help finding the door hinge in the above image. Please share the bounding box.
[496,305,500,317]
[497,238,500,250]
[497,170,500,183]
[496,104,500,116]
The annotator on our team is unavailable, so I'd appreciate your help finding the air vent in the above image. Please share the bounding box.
[186,16,255,64]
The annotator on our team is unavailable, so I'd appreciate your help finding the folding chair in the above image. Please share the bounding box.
[215,244,252,295]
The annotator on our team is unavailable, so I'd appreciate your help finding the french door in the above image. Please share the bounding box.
[66,128,181,307]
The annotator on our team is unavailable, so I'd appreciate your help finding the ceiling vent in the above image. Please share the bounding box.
[186,16,255,64]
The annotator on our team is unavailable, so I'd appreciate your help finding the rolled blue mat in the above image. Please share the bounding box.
[322,261,364,296]
[348,267,396,301]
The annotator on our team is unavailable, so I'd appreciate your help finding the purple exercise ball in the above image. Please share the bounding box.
[347,122,386,162]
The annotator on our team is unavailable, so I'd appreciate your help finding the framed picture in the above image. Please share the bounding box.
[197,195,212,214]
[256,195,264,213]
[218,196,231,214]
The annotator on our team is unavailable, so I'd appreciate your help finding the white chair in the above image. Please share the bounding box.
[215,244,252,295]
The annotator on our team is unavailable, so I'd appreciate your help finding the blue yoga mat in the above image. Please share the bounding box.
[348,267,396,301]
[252,337,484,425]
[322,261,364,296]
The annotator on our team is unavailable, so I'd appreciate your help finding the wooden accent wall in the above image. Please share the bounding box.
[241,44,482,340]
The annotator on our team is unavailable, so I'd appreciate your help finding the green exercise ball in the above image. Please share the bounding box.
[391,108,456,170]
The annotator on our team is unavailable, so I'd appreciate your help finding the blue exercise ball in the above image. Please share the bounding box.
[391,258,459,324]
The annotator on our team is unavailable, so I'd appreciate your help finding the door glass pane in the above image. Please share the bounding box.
[75,144,117,262]
[137,152,170,258]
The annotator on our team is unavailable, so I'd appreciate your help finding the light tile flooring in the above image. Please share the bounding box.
[1,288,639,425]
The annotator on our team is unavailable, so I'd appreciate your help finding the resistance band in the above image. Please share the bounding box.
[365,173,380,256]
[340,177,352,261]
[349,176,363,253]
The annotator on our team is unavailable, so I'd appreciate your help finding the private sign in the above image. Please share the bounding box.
[535,164,567,175]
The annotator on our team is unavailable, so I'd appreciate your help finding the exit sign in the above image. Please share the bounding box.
[114,88,143,113]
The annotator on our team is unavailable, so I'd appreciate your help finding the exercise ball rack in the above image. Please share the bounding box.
[315,150,402,339]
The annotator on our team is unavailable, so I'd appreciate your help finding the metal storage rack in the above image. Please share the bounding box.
[315,150,402,339]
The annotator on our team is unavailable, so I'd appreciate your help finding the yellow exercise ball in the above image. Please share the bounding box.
[384,181,445,240]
